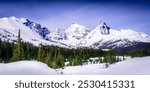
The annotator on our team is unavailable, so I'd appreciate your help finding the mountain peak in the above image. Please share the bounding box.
[20,18,28,23]
[1,16,150,51]
[0,16,17,21]
[100,20,105,25]
[72,21,77,24]
[99,20,110,35]
[70,22,83,28]
[9,16,17,20]
[65,22,90,41]
[0,17,28,24]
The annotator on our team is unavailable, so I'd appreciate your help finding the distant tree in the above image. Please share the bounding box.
[99,57,103,63]
[103,50,117,64]
[37,43,43,62]
[56,51,64,68]
[45,53,53,68]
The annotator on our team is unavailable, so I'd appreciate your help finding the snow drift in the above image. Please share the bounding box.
[0,61,58,75]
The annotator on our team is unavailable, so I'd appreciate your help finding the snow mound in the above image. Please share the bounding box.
[0,61,58,75]
[62,56,150,75]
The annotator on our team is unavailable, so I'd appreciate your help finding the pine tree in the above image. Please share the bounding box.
[56,51,64,68]
[37,43,43,62]
[103,50,117,64]
[11,30,24,61]
[45,53,53,68]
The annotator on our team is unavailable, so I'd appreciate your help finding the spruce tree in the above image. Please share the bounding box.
[37,43,43,62]
[45,53,53,68]
[56,51,64,68]
[11,30,24,61]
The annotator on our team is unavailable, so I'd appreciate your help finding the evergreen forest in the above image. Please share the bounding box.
[0,31,150,69]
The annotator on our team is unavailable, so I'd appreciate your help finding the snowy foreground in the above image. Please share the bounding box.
[62,56,150,75]
[0,61,58,75]
[0,56,150,75]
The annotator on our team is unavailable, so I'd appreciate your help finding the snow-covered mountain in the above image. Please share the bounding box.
[21,18,50,38]
[45,28,67,41]
[45,22,91,46]
[80,21,150,51]
[65,22,91,39]
[0,17,68,47]
[0,16,150,51]
[60,23,91,46]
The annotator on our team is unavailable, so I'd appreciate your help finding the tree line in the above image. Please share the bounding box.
[0,30,150,69]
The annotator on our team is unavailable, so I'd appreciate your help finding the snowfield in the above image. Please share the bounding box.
[0,56,150,75]
[62,56,150,75]
[0,61,58,75]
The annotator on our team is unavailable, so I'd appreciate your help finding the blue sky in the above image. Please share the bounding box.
[0,0,150,34]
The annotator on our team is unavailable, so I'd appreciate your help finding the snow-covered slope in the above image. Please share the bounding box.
[80,21,150,49]
[0,17,68,47]
[1,57,150,75]
[0,16,150,50]
[66,22,90,39]
[60,23,91,46]
[21,18,50,38]
[46,22,91,46]
[46,28,67,41]
[62,56,150,75]
[0,61,58,75]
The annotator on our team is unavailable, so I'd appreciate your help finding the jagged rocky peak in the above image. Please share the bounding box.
[22,18,50,38]
[99,21,110,35]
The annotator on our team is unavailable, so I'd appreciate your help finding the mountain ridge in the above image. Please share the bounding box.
[0,16,150,51]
